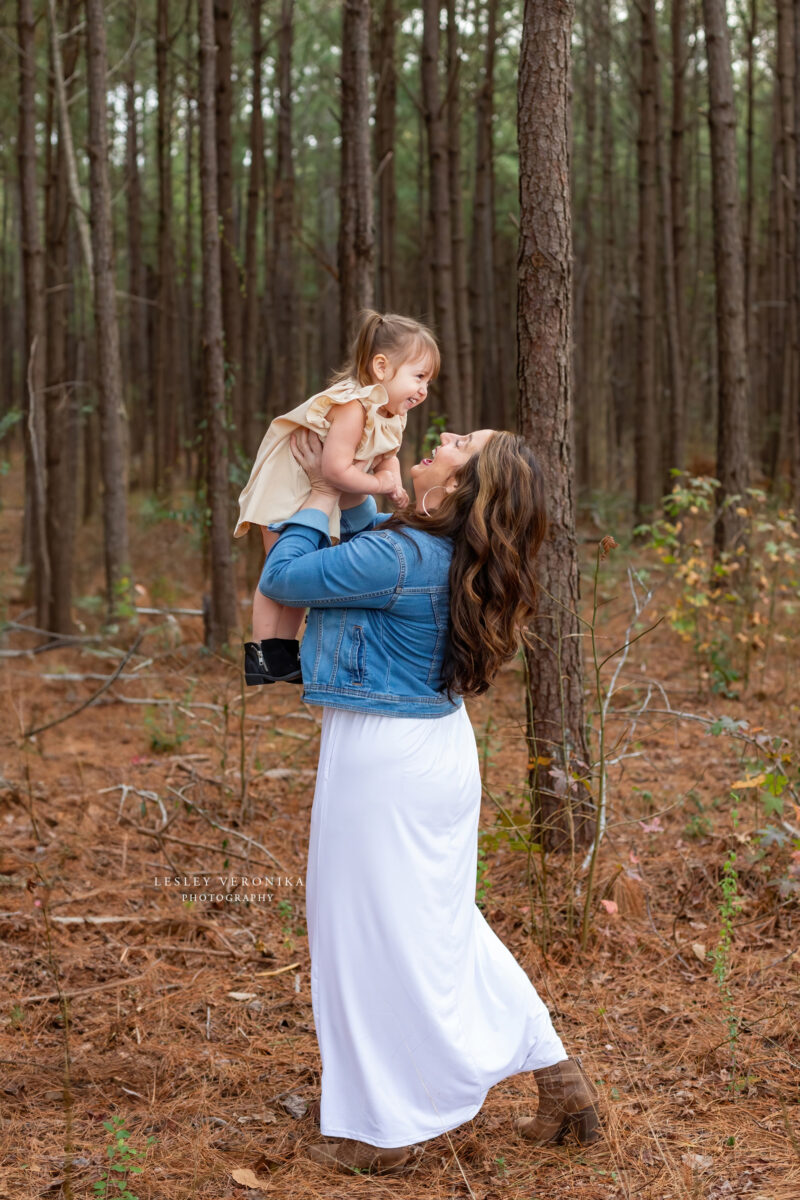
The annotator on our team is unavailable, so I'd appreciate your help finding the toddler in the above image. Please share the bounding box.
[235,310,439,685]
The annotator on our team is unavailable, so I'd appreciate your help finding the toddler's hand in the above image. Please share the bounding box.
[372,453,404,498]
[388,485,409,509]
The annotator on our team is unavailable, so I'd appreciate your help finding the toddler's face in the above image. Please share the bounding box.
[377,354,434,416]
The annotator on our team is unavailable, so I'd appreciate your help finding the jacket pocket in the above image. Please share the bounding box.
[348,625,366,686]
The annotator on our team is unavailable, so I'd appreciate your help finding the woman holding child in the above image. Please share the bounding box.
[238,312,600,1173]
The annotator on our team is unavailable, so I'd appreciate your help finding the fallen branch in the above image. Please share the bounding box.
[18,969,153,1005]
[23,635,143,738]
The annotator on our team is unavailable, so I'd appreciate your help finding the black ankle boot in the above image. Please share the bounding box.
[243,638,302,685]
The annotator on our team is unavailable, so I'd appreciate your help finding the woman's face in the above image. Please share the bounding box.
[409,429,495,509]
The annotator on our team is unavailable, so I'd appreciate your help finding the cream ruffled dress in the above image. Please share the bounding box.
[234,379,406,541]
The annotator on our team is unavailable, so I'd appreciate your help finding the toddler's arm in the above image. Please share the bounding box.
[321,400,398,496]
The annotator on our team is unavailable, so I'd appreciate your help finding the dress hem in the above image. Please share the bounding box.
[317,1048,569,1148]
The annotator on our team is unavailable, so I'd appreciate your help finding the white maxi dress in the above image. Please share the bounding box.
[306,703,567,1149]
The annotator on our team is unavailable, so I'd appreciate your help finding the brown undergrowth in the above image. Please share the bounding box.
[0,480,798,1200]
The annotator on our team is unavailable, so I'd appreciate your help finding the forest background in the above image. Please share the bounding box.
[1,1,799,1199]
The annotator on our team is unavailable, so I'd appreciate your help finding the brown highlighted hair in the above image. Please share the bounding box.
[331,309,440,386]
[385,432,547,697]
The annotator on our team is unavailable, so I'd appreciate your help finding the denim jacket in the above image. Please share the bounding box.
[259,497,462,718]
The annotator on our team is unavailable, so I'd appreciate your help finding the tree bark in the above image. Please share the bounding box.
[198,0,238,650]
[671,0,689,359]
[242,0,264,459]
[85,0,131,612]
[17,0,50,628]
[154,0,180,489]
[374,0,397,311]
[635,0,660,521]
[517,0,594,849]
[125,10,148,467]
[44,0,81,633]
[575,0,597,491]
[446,0,473,428]
[273,0,298,409]
[648,0,685,487]
[214,0,244,444]
[338,0,375,355]
[776,0,798,492]
[702,0,750,556]
[470,0,502,430]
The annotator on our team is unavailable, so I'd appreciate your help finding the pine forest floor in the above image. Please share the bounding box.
[0,466,799,1200]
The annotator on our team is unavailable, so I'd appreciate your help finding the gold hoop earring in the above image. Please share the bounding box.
[421,485,447,517]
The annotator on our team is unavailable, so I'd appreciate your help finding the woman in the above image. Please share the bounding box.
[259,426,600,1174]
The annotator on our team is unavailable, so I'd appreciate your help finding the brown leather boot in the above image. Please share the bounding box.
[515,1057,601,1146]
[306,1137,415,1174]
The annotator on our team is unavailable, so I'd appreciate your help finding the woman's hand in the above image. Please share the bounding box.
[290,429,341,499]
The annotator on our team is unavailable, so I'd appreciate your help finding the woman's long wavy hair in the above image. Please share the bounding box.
[384,432,548,697]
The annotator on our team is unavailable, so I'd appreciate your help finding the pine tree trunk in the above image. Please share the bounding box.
[575,0,597,492]
[273,0,298,408]
[214,0,243,444]
[470,0,501,430]
[199,0,238,650]
[421,0,462,424]
[518,0,594,849]
[649,0,685,486]
[776,0,798,490]
[702,0,750,556]
[85,0,130,611]
[446,0,473,428]
[44,0,81,634]
[338,0,375,355]
[671,0,689,359]
[599,0,618,487]
[17,0,50,628]
[794,0,800,504]
[743,0,757,352]
[374,0,397,311]
[242,0,264,458]
[125,25,148,467]
[635,0,660,520]
[154,0,180,489]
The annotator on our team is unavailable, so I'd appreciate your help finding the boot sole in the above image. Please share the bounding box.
[244,670,302,685]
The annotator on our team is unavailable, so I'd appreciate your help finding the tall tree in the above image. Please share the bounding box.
[374,0,397,311]
[242,0,264,458]
[44,0,81,633]
[125,5,148,465]
[199,0,238,649]
[635,0,660,520]
[446,0,473,428]
[214,0,244,443]
[776,0,797,486]
[575,0,598,491]
[338,0,375,354]
[17,0,49,627]
[470,0,502,429]
[86,0,130,611]
[421,0,462,424]
[154,0,180,488]
[273,0,298,407]
[518,0,593,848]
[702,0,750,556]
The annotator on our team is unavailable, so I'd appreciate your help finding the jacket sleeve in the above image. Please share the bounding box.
[338,496,392,541]
[259,507,402,609]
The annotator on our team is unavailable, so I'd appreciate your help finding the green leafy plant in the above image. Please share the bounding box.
[640,474,800,697]
[143,705,187,753]
[93,1116,155,1200]
[420,412,447,459]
